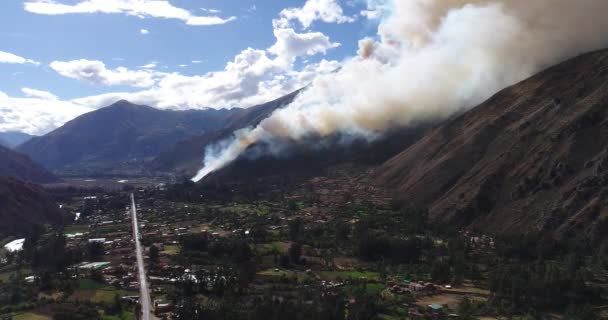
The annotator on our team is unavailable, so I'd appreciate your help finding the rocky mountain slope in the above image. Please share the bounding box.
[17,100,240,171]
[374,49,608,238]
[0,177,62,236]
[0,145,59,183]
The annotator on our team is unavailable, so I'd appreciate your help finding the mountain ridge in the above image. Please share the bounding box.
[374,49,608,237]
[17,100,241,171]
[0,177,62,236]
[0,145,59,183]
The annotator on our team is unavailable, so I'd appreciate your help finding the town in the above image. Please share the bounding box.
[1,171,606,320]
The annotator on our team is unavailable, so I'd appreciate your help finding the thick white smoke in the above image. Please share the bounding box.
[192,0,608,182]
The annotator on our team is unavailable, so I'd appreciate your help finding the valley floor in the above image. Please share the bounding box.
[1,169,607,319]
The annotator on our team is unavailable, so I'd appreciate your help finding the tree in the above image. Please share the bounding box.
[457,298,475,320]
[87,242,105,261]
[289,218,304,241]
[134,303,142,320]
[289,242,302,265]
[149,245,159,265]
[430,259,451,284]
[279,255,290,268]
[106,293,123,315]
[90,268,104,283]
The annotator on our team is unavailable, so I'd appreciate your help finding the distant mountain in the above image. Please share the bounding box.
[17,100,241,171]
[0,137,9,148]
[0,145,59,183]
[374,49,608,237]
[0,131,35,148]
[0,177,62,236]
[152,90,303,175]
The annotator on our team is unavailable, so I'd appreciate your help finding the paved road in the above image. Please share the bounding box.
[131,193,153,320]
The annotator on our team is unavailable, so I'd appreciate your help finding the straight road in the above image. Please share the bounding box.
[131,193,153,320]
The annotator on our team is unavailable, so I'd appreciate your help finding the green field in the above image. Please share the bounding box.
[71,286,137,304]
[164,244,180,255]
[102,310,135,320]
[257,268,313,282]
[78,279,106,290]
[12,313,51,320]
[319,271,380,281]
[64,224,89,234]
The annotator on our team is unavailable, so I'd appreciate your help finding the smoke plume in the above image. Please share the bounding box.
[192,0,608,182]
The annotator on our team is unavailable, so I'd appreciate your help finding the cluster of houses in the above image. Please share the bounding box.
[388,280,438,296]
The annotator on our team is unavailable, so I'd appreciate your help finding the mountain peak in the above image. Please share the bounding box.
[107,99,144,109]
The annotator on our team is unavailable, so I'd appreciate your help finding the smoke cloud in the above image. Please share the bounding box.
[192,0,608,182]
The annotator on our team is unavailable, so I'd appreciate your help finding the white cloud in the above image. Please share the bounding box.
[3,1,344,135]
[24,0,237,26]
[201,8,221,14]
[21,87,58,100]
[360,9,381,20]
[139,62,157,69]
[50,59,159,87]
[0,90,93,135]
[0,50,341,135]
[186,16,236,26]
[0,50,40,65]
[274,0,355,29]
[140,28,149,34]
[269,28,340,68]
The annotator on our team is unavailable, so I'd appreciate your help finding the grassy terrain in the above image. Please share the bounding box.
[257,241,290,255]
[71,286,137,304]
[12,313,51,320]
[164,244,180,255]
[319,271,380,281]
[0,272,13,282]
[101,310,135,320]
[257,268,314,282]
[64,224,89,234]
[78,279,106,290]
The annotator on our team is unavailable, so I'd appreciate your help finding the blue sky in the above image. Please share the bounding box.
[0,0,381,135]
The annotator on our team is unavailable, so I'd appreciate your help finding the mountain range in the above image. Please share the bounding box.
[9,49,608,237]
[17,100,241,172]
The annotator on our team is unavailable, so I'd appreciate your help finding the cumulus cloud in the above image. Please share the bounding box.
[0,90,93,135]
[0,51,40,65]
[200,8,221,14]
[50,59,159,87]
[5,1,344,135]
[138,62,157,69]
[21,88,58,100]
[274,0,355,29]
[360,9,381,20]
[140,28,149,34]
[23,0,236,26]
[47,20,341,110]
[269,28,340,68]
